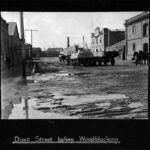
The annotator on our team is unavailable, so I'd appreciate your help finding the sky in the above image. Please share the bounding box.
[1,11,143,50]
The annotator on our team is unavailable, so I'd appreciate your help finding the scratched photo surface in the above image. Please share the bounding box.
[1,11,149,119]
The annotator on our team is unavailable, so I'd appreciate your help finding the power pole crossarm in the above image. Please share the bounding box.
[25,29,38,46]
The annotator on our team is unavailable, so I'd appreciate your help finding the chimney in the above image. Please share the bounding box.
[67,36,70,47]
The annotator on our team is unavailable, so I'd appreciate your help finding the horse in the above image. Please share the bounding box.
[132,51,137,65]
[132,51,149,66]
[103,50,120,66]
[59,54,66,62]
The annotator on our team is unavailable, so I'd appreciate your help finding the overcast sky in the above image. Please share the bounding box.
[1,11,142,50]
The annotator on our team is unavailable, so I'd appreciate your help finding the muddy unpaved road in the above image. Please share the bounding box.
[3,57,148,119]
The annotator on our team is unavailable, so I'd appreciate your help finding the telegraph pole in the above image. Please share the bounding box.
[83,36,85,50]
[108,29,110,51]
[25,29,38,47]
[25,29,38,60]
[20,12,26,79]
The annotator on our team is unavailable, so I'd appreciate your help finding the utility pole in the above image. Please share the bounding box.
[108,29,110,51]
[67,36,70,47]
[83,36,85,50]
[25,29,38,60]
[25,29,38,47]
[20,12,26,79]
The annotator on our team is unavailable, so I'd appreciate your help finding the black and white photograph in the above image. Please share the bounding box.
[1,11,149,120]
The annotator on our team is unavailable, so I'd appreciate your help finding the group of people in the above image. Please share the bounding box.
[132,50,149,66]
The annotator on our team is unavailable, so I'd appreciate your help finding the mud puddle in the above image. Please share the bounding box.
[27,71,76,83]
[9,96,78,119]
[8,68,147,119]
[8,92,146,119]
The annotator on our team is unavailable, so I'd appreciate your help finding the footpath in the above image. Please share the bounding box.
[1,65,32,119]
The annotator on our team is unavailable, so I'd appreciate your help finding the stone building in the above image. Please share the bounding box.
[8,22,22,66]
[1,16,9,70]
[124,11,149,60]
[91,27,125,54]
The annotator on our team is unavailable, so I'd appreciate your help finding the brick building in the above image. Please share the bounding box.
[8,22,22,66]
[91,27,125,54]
[124,11,149,60]
[1,16,9,69]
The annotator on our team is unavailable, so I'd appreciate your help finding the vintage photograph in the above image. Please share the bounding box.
[1,11,149,119]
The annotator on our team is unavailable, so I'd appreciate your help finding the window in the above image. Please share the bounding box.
[132,26,136,34]
[133,43,136,51]
[143,24,148,36]
[93,40,95,45]
[96,38,98,44]
[100,39,102,43]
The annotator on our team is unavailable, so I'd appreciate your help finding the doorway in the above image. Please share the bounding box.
[143,43,148,53]
[123,46,126,60]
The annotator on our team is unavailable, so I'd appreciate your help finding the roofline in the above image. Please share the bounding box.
[124,11,149,26]
[1,16,8,26]
[8,22,20,38]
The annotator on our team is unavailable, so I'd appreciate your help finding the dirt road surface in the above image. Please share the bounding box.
[1,57,148,119]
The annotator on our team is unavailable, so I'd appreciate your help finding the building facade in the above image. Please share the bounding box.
[8,22,22,66]
[1,16,9,70]
[91,27,125,53]
[124,11,149,60]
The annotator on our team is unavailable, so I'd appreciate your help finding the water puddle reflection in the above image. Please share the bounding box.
[9,96,78,119]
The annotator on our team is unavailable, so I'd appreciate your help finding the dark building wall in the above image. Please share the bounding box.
[45,48,63,57]
[109,31,125,46]
[8,26,21,66]
[13,27,21,65]
[1,17,9,70]
[8,36,14,66]
[104,28,108,48]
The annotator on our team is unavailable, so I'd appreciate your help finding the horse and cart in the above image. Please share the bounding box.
[59,48,120,66]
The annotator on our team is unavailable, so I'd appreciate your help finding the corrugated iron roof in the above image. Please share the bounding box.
[8,22,17,36]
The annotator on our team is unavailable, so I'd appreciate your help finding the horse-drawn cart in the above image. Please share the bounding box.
[59,46,120,66]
